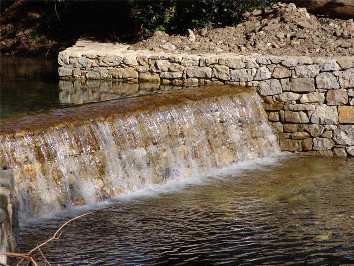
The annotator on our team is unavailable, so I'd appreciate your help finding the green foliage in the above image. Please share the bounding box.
[130,0,274,37]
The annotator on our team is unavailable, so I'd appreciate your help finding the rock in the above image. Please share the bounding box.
[268,112,280,122]
[212,66,230,81]
[272,65,291,78]
[326,89,348,105]
[290,78,315,92]
[333,125,354,145]
[337,58,353,69]
[186,67,212,78]
[304,124,325,137]
[338,69,354,88]
[254,66,272,80]
[333,147,347,157]
[187,29,196,43]
[338,106,354,123]
[300,92,325,103]
[230,69,254,82]
[311,104,338,125]
[121,67,138,80]
[302,138,313,151]
[138,72,160,82]
[313,138,335,150]
[284,111,309,123]
[58,67,73,77]
[279,139,302,152]
[258,79,282,96]
[316,73,340,89]
[284,124,298,132]
[278,92,301,102]
[291,132,310,140]
[322,60,341,71]
[346,146,354,156]
[294,65,320,78]
[297,21,313,29]
[227,58,245,69]
[160,72,183,79]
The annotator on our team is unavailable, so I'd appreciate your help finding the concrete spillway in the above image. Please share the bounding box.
[0,85,280,221]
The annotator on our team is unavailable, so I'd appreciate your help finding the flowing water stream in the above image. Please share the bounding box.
[2,56,354,265]
[19,156,354,265]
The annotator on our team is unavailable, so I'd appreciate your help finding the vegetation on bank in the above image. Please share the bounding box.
[0,0,273,57]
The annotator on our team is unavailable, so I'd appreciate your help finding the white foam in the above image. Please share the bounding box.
[21,154,290,227]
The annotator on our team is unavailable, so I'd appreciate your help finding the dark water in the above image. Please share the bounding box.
[0,56,63,119]
[19,156,354,265]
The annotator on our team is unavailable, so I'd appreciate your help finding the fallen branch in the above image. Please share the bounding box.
[0,200,119,265]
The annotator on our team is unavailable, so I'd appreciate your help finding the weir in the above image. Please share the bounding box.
[0,86,280,221]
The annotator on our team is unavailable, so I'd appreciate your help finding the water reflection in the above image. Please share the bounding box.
[19,156,354,265]
[0,56,192,118]
[58,80,185,105]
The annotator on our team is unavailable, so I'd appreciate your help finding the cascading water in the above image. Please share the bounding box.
[0,86,280,222]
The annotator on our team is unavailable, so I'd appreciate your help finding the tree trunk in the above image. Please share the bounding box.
[282,0,354,20]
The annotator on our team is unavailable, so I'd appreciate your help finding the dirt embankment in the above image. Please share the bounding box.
[1,1,353,58]
[130,2,354,57]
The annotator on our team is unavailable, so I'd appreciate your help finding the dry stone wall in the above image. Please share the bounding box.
[58,41,354,156]
[0,167,18,265]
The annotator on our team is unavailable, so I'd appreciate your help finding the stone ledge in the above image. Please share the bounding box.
[58,40,354,156]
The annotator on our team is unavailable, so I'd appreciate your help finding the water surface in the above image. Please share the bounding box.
[20,156,354,265]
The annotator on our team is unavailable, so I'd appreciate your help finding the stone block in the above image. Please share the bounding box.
[333,147,348,157]
[258,79,282,96]
[272,65,291,78]
[154,60,170,72]
[268,112,280,122]
[263,102,284,111]
[227,58,245,69]
[294,65,320,78]
[284,124,298,132]
[337,58,353,69]
[310,104,338,125]
[316,72,340,89]
[122,55,138,66]
[287,104,316,111]
[284,111,309,123]
[290,78,315,92]
[278,92,301,102]
[279,139,302,152]
[254,66,272,80]
[212,65,230,80]
[186,67,212,78]
[338,69,354,89]
[281,58,298,68]
[302,138,313,151]
[338,106,354,123]
[122,67,138,80]
[58,67,73,77]
[322,60,340,71]
[347,146,354,156]
[230,69,254,82]
[313,138,335,151]
[300,92,325,103]
[271,122,283,133]
[160,72,183,79]
[138,72,160,83]
[321,130,333,139]
[303,124,325,137]
[291,132,310,140]
[98,55,122,67]
[333,125,354,145]
[326,89,348,105]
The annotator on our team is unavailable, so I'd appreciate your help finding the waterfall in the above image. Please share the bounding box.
[0,86,280,221]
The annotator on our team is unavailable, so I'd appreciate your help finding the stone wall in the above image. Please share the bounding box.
[58,41,354,156]
[0,167,18,265]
